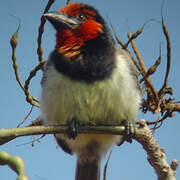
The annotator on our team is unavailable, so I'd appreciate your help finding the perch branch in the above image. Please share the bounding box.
[0,120,178,179]
[0,125,125,145]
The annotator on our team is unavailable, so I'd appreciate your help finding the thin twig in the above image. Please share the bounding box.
[127,32,147,74]
[103,151,112,180]
[10,23,24,91]
[124,19,155,49]
[128,32,160,111]
[111,24,125,47]
[147,111,170,130]
[17,106,34,128]
[10,24,40,107]
[111,24,142,72]
[24,62,46,106]
[24,62,45,94]
[159,16,171,96]
[140,47,161,83]
[66,0,71,5]
[37,0,55,66]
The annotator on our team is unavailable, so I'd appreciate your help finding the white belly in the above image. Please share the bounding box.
[40,53,141,156]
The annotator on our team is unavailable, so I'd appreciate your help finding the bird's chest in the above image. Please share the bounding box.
[41,65,125,126]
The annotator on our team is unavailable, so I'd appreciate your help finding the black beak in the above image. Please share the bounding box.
[43,11,79,30]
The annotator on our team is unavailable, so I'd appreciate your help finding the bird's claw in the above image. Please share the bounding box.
[66,117,79,139]
[124,121,134,143]
[117,120,135,146]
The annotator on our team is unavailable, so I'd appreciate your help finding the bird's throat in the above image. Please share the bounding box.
[56,30,84,59]
[55,21,102,60]
[53,27,116,82]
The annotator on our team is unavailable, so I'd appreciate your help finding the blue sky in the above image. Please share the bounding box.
[1,0,180,179]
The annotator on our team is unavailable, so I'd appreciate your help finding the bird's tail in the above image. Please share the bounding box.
[75,158,100,180]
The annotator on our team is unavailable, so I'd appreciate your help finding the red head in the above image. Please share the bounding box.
[44,3,107,59]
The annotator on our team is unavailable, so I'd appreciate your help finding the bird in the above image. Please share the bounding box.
[41,2,142,180]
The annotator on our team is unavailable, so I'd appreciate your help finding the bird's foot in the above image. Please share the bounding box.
[124,121,134,143]
[66,117,79,139]
[117,120,135,146]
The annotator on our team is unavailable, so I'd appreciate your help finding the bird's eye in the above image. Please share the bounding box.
[78,13,86,21]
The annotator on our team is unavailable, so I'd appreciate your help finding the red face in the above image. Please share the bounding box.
[55,3,103,59]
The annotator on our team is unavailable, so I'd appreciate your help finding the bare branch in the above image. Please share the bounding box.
[37,0,55,66]
[111,24,125,48]
[0,151,28,180]
[140,50,161,83]
[163,103,180,113]
[135,120,177,180]
[159,17,172,96]
[10,23,23,90]
[0,120,178,179]
[10,25,39,107]
[0,124,125,146]
[103,151,112,180]
[66,0,71,5]
[24,62,46,106]
[17,106,34,128]
[111,24,142,72]
[128,31,160,112]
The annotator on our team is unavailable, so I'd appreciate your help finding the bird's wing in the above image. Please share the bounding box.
[40,61,49,86]
[115,46,142,94]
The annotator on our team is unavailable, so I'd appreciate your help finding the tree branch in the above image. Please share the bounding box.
[159,17,171,95]
[10,24,39,107]
[6,2,179,180]
[0,120,178,180]
[135,120,177,180]
[0,151,28,180]
[0,124,125,145]
[37,0,55,65]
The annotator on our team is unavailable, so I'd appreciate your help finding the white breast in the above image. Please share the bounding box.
[40,51,141,156]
